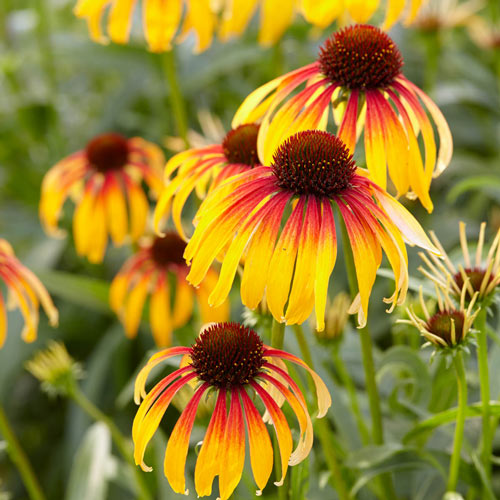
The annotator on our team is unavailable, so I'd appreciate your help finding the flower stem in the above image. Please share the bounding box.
[162,49,189,149]
[339,219,397,500]
[70,387,152,500]
[447,351,467,492]
[292,325,351,500]
[332,345,371,445]
[475,307,492,480]
[0,404,46,500]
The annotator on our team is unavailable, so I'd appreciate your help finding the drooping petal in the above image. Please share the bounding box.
[104,172,128,245]
[108,0,136,44]
[382,0,406,29]
[314,200,337,331]
[164,382,210,494]
[258,0,295,45]
[266,197,305,322]
[300,0,343,28]
[195,268,230,325]
[172,275,195,329]
[143,0,182,52]
[264,348,332,418]
[0,292,6,347]
[364,91,387,189]
[239,387,273,495]
[123,271,152,338]
[345,0,380,22]
[338,90,359,153]
[194,389,227,497]
[149,271,173,347]
[219,388,246,500]
[250,381,292,487]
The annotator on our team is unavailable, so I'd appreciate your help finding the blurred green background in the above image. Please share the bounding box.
[0,1,499,499]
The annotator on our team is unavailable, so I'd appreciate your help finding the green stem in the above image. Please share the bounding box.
[292,325,351,500]
[340,219,397,500]
[475,308,492,480]
[162,50,189,148]
[70,387,151,500]
[447,352,467,492]
[332,345,371,445]
[0,405,46,500]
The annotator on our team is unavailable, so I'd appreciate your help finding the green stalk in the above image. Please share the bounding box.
[447,352,467,492]
[0,404,46,500]
[332,345,371,445]
[70,387,152,500]
[162,49,189,149]
[292,325,351,500]
[339,219,397,499]
[475,307,492,480]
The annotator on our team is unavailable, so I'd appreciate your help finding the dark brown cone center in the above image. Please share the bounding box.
[86,133,129,172]
[222,124,260,167]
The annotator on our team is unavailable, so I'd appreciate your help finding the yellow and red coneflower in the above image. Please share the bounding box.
[133,322,331,499]
[0,239,58,347]
[220,0,425,46]
[233,24,453,213]
[40,133,164,264]
[154,123,261,239]
[73,0,216,53]
[184,130,439,329]
[110,232,229,347]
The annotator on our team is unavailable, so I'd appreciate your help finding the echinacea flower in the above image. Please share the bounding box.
[411,0,484,31]
[184,130,439,329]
[133,322,331,499]
[40,133,164,263]
[73,0,216,53]
[233,24,453,212]
[220,0,425,46]
[419,222,500,303]
[154,123,261,239]
[402,281,480,351]
[110,232,229,347]
[0,239,58,347]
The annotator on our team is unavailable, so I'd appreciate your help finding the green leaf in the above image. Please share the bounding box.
[405,403,500,442]
[65,423,114,500]
[447,176,500,204]
[377,345,432,411]
[36,270,110,314]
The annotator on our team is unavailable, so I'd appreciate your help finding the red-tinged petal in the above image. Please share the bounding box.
[364,91,387,189]
[164,382,210,494]
[314,200,337,331]
[241,192,290,310]
[103,173,128,245]
[263,348,332,418]
[386,88,433,212]
[337,199,379,326]
[219,388,246,500]
[266,197,305,322]
[194,389,227,497]
[168,276,192,331]
[149,272,173,348]
[134,346,192,404]
[370,90,410,196]
[250,381,292,487]
[259,372,312,466]
[209,194,282,307]
[338,90,359,153]
[239,388,273,494]
[232,63,319,128]
[285,197,321,324]
[371,184,440,254]
[133,371,198,471]
[404,77,453,177]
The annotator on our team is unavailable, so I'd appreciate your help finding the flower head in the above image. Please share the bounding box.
[403,282,480,353]
[40,133,164,263]
[154,123,262,239]
[0,239,58,347]
[411,0,484,31]
[73,0,216,53]
[110,232,229,347]
[133,321,331,499]
[184,130,439,329]
[233,24,453,213]
[26,341,83,397]
[419,222,500,303]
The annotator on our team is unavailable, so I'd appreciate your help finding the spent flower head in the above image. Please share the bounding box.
[26,342,83,397]
[312,292,351,342]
